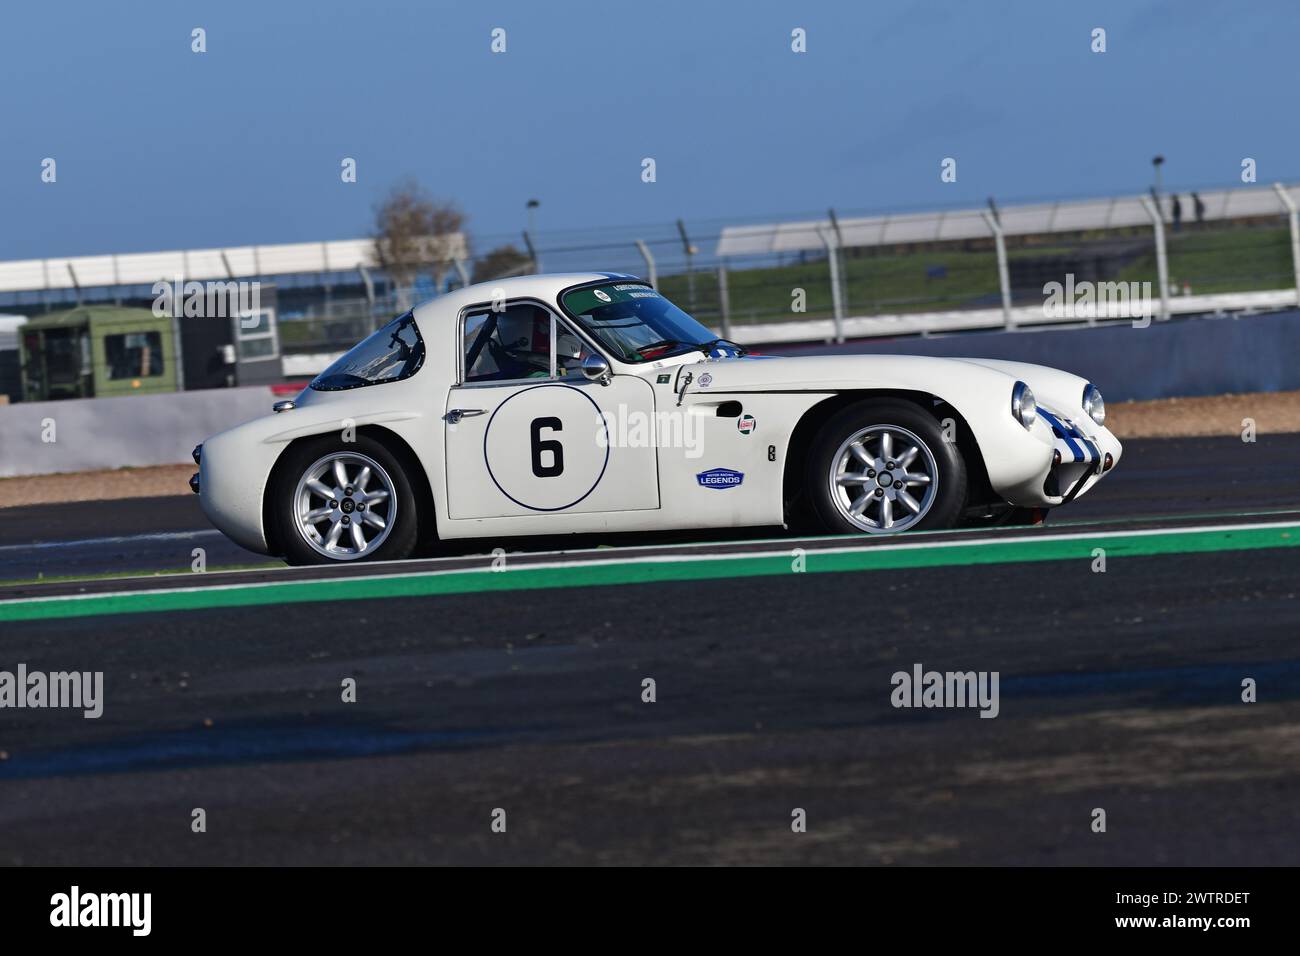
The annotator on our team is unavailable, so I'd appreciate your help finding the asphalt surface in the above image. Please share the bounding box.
[5,434,1299,582]
[0,497,257,582]
[1,435,1298,865]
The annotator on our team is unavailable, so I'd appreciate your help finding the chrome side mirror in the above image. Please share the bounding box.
[581,353,611,385]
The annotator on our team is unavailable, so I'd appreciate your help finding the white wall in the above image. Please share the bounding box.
[0,386,281,478]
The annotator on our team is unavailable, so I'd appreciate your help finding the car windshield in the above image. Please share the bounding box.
[560,282,728,363]
[310,312,424,391]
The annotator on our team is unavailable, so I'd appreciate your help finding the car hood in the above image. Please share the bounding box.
[679,352,1093,417]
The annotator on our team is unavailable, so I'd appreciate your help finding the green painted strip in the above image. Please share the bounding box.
[1,523,1296,623]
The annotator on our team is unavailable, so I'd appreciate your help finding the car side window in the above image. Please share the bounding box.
[462,303,593,384]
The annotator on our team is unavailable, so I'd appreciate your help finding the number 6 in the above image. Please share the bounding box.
[530,417,564,477]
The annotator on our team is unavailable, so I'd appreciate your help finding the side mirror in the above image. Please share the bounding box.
[581,353,611,385]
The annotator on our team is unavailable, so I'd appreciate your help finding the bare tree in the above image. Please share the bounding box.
[373,180,467,307]
[473,244,532,283]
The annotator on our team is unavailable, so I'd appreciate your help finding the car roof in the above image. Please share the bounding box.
[411,272,645,324]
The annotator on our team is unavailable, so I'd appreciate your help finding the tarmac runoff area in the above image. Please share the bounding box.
[0,435,1297,864]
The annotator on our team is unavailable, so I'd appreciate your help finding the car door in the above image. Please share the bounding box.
[443,300,660,520]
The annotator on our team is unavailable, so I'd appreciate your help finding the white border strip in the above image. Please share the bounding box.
[2,519,1295,610]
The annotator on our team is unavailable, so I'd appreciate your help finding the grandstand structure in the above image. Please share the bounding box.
[0,234,470,320]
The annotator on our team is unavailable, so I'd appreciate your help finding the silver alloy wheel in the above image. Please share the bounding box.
[292,452,397,560]
[828,424,939,534]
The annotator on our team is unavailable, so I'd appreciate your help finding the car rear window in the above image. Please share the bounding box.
[310,312,424,391]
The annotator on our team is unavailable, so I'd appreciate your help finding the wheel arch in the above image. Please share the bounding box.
[261,424,439,557]
[781,389,994,517]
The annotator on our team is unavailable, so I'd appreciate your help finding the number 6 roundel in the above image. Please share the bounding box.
[483,384,610,512]
[530,417,564,477]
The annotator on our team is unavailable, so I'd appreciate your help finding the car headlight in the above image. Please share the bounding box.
[1011,381,1036,430]
[1082,383,1105,426]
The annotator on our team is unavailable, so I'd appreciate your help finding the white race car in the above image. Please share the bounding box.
[193,273,1121,564]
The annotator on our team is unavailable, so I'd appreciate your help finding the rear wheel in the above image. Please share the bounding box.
[806,399,967,535]
[271,434,419,565]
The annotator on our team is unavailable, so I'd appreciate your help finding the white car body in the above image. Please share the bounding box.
[196,273,1121,557]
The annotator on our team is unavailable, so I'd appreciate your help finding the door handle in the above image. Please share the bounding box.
[445,408,486,424]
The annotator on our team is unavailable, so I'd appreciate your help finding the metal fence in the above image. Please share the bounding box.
[257,180,1300,356]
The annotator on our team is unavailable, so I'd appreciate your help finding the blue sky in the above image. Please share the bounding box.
[1,0,1295,261]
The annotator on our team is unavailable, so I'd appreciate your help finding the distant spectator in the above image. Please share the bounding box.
[1170,194,1183,232]
[1192,191,1206,226]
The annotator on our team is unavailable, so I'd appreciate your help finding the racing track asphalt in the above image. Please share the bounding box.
[5,434,1300,582]
[0,434,1298,864]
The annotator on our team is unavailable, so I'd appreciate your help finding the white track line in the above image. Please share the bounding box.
[0,529,222,554]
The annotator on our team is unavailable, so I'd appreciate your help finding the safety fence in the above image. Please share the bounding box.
[7,181,1300,357]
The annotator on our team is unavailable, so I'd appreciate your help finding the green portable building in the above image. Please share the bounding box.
[19,306,179,401]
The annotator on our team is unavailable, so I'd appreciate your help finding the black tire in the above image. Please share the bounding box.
[805,399,967,535]
[270,433,420,565]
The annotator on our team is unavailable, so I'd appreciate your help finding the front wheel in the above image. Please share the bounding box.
[805,399,967,535]
[271,435,420,565]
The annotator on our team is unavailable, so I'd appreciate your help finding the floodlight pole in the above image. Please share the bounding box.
[522,231,539,274]
[635,240,658,290]
[1139,195,1171,320]
[525,200,541,271]
[982,202,1013,329]
[816,226,845,343]
[1272,182,1300,307]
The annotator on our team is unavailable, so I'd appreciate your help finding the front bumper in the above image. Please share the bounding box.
[1025,407,1120,507]
[196,423,282,555]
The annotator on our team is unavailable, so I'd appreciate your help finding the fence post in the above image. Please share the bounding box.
[1140,195,1171,321]
[635,240,658,289]
[358,265,378,328]
[1272,183,1300,307]
[816,227,845,343]
[816,227,847,343]
[676,219,697,312]
[66,262,83,307]
[717,263,731,339]
[982,205,1014,329]
[828,208,848,317]
[452,258,471,287]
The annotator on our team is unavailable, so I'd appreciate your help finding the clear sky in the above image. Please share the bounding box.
[1,0,1295,262]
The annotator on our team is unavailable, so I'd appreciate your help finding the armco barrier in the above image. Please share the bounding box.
[0,386,281,478]
[780,309,1300,403]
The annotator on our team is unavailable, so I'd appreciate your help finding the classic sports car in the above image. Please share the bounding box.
[193,273,1121,564]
